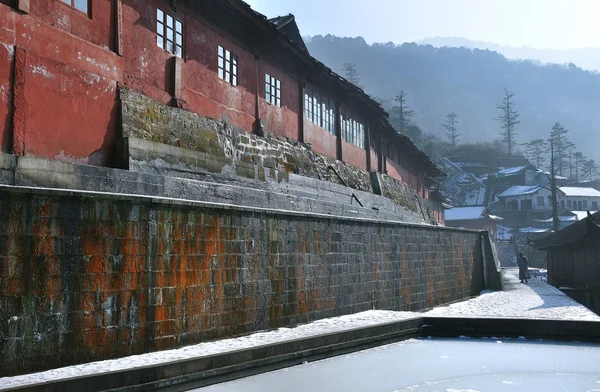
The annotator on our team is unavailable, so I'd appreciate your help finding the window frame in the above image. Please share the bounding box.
[156,7,184,58]
[218,45,238,86]
[265,74,281,107]
[60,0,91,17]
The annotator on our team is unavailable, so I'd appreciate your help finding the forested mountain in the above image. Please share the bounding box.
[305,35,600,162]
[419,37,600,72]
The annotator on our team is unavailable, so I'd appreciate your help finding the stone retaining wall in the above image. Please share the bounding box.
[120,88,438,221]
[0,186,483,376]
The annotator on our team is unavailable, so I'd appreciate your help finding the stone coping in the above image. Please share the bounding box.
[0,184,481,234]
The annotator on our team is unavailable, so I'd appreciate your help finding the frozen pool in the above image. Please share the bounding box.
[194,337,600,392]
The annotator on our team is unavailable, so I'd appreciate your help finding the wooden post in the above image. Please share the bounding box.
[298,80,305,143]
[335,101,342,161]
[115,0,123,56]
[365,120,372,171]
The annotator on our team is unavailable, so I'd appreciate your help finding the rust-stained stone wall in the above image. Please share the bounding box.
[0,187,481,376]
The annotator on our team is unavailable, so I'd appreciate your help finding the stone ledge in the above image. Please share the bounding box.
[0,184,481,233]
[7,316,600,392]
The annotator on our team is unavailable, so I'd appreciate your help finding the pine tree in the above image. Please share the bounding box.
[582,159,598,181]
[550,122,569,177]
[342,62,361,87]
[442,112,460,147]
[524,138,547,168]
[574,152,585,183]
[391,90,415,135]
[495,88,520,155]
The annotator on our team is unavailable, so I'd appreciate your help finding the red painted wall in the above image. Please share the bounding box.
[122,0,258,131]
[257,59,299,139]
[304,120,337,159]
[22,51,119,164]
[0,5,13,153]
[29,0,115,51]
[342,141,367,171]
[0,2,123,164]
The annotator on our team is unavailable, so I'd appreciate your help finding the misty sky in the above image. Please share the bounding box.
[245,0,600,49]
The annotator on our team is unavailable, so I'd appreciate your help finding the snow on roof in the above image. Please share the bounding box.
[537,170,568,180]
[445,206,486,221]
[559,187,600,197]
[533,216,577,223]
[519,227,550,233]
[569,211,599,221]
[496,166,527,175]
[498,185,542,197]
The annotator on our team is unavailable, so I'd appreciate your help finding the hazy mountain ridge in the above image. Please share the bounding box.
[306,35,600,162]
[419,37,600,72]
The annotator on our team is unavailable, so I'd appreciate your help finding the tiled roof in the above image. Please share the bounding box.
[559,187,600,197]
[533,211,600,249]
[445,206,486,221]
[498,185,542,197]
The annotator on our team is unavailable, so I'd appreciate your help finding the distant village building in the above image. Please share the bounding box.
[534,211,600,315]
[445,206,503,240]
[0,0,446,219]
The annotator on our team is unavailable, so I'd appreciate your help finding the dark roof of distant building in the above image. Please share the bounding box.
[533,211,600,250]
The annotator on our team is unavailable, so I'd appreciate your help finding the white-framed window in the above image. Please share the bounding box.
[592,201,598,210]
[304,89,336,134]
[537,196,545,206]
[321,100,334,134]
[61,0,89,14]
[583,200,588,209]
[304,90,313,121]
[265,74,281,107]
[218,46,238,86]
[341,113,364,149]
[567,199,572,208]
[157,8,183,58]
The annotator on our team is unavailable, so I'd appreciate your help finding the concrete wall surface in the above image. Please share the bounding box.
[0,185,483,376]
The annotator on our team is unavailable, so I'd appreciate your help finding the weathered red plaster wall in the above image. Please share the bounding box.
[22,51,119,164]
[257,59,299,139]
[181,10,256,131]
[122,0,257,131]
[0,188,480,377]
[0,2,123,164]
[342,141,367,171]
[386,157,420,192]
[28,0,115,51]
[0,5,14,153]
[304,120,337,159]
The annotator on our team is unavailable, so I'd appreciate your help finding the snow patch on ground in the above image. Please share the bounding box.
[0,310,419,390]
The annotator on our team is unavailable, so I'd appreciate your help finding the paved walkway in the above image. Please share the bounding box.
[426,268,600,320]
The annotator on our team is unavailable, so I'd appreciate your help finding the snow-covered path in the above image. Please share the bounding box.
[0,269,598,390]
[427,268,600,321]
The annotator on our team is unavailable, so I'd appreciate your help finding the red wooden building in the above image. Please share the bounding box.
[0,0,444,206]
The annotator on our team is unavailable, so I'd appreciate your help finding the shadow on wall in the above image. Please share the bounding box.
[88,98,122,167]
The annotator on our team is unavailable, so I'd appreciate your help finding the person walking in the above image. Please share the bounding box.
[517,252,529,283]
